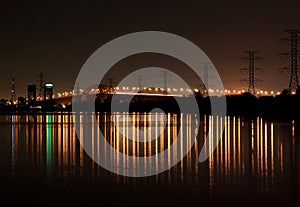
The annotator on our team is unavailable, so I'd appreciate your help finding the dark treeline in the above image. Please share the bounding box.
[225,92,300,119]
[1,92,300,120]
[93,92,300,120]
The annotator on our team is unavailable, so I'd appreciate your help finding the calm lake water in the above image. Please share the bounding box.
[0,113,299,206]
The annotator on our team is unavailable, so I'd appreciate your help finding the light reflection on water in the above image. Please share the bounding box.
[1,113,300,204]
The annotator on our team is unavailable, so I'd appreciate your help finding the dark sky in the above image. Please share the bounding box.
[1,0,300,99]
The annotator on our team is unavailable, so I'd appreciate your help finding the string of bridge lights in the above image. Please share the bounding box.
[52,87,283,99]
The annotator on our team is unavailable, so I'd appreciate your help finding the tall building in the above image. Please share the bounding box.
[27,84,37,101]
[44,83,54,100]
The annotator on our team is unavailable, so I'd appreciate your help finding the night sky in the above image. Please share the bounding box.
[1,0,300,99]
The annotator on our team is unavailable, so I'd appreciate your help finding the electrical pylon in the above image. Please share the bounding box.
[279,30,300,93]
[240,51,263,95]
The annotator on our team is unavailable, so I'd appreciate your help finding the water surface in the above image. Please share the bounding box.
[0,113,299,206]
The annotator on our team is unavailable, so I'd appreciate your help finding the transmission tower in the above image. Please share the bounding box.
[107,78,115,92]
[10,75,16,103]
[107,78,114,88]
[38,73,44,98]
[240,51,263,95]
[163,70,168,91]
[201,62,210,96]
[137,75,143,90]
[203,62,209,88]
[74,83,80,96]
[279,30,300,93]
